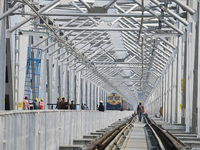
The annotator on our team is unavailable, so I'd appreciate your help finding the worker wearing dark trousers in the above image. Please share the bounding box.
[99,100,104,112]
[137,101,144,121]
[33,98,40,110]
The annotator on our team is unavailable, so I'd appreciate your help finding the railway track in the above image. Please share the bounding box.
[60,114,190,150]
[83,114,137,150]
[82,114,189,150]
[144,115,188,150]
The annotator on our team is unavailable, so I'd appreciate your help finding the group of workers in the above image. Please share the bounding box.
[56,96,75,110]
[80,100,104,111]
[23,96,144,121]
[81,104,89,110]
[22,96,104,112]
[23,97,44,110]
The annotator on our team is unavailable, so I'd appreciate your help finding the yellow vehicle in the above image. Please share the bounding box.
[106,93,122,110]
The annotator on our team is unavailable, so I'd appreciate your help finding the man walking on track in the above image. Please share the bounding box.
[137,101,144,121]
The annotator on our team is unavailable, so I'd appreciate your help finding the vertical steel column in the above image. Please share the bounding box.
[182,29,187,125]
[158,84,160,115]
[97,86,100,108]
[0,0,5,110]
[59,63,63,97]
[177,37,183,124]
[169,65,172,123]
[175,2,185,124]
[151,94,153,114]
[47,38,54,107]
[76,71,81,110]
[104,90,106,107]
[172,56,177,124]
[162,75,166,120]
[58,64,61,97]
[91,83,94,110]
[70,68,75,101]
[105,91,108,109]
[165,71,169,122]
[186,0,197,132]
[197,0,200,137]
[174,56,178,123]
[102,89,104,103]
[192,1,199,133]
[94,85,97,110]
[53,58,59,102]
[102,89,105,107]
[82,77,86,105]
[69,67,72,100]
[192,33,198,133]
[160,76,163,118]
[38,39,47,108]
[159,83,162,115]
[63,66,68,98]
[185,32,193,133]
[87,80,90,109]
[99,88,102,102]
[46,59,50,109]
[69,68,72,100]
[67,66,70,97]
[5,36,14,110]
[14,31,20,110]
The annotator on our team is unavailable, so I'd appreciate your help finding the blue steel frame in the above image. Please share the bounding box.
[24,47,43,102]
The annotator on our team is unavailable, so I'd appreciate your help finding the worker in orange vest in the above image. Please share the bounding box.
[39,98,44,110]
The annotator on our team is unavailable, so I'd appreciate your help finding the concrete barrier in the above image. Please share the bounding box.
[0,110,134,150]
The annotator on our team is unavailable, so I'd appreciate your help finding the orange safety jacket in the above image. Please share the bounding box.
[39,101,44,110]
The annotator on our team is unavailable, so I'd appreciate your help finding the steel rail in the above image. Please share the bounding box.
[105,116,136,150]
[87,115,135,150]
[144,116,165,150]
[98,126,125,150]
[145,116,182,150]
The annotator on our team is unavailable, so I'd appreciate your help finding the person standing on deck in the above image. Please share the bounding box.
[137,101,145,121]
[99,100,104,112]
[23,97,29,110]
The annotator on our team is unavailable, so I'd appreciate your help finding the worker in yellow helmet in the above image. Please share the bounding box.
[56,96,61,109]
[39,98,44,110]
[137,101,145,121]
[33,98,39,110]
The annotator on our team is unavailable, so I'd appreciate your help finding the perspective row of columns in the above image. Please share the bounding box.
[146,0,200,137]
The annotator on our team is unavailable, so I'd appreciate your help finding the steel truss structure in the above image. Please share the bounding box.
[0,0,200,132]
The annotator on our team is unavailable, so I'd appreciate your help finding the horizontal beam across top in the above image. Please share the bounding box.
[95,64,146,68]
[41,12,171,18]
[109,80,146,82]
[93,61,146,65]
[58,27,140,31]
[152,33,180,38]
[18,29,48,36]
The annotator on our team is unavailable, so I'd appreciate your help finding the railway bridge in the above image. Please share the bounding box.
[0,0,200,149]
